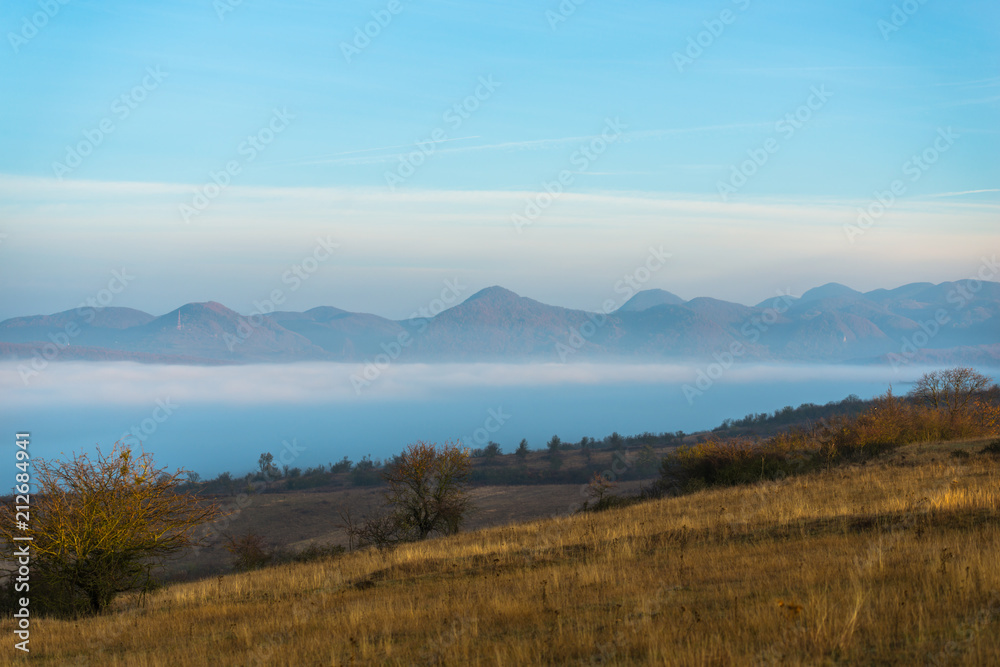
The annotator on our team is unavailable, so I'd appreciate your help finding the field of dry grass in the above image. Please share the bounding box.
[7,437,999,666]
[164,444,660,580]
[167,478,652,580]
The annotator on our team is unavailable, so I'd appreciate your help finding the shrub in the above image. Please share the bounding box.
[284,542,345,564]
[635,444,659,475]
[340,508,413,552]
[285,474,335,490]
[330,456,353,473]
[351,456,382,486]
[981,439,1000,457]
[0,442,219,616]
[667,437,800,489]
[658,373,1000,497]
[226,532,346,571]
[225,532,276,572]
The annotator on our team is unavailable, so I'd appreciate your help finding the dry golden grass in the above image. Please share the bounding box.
[165,481,651,580]
[6,437,999,666]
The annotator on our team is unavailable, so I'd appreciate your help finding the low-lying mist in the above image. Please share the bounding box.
[2,361,985,479]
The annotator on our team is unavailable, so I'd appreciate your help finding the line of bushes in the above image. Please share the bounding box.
[657,375,999,496]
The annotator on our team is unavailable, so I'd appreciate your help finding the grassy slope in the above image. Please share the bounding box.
[166,446,660,580]
[8,437,1000,666]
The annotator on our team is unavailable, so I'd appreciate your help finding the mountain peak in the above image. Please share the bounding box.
[2,279,997,364]
[617,289,686,312]
[303,306,350,322]
[799,283,863,303]
[465,286,522,303]
[179,301,236,316]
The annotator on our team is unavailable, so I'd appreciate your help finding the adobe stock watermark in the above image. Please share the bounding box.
[404,279,468,330]
[225,236,340,352]
[545,0,587,31]
[179,108,294,223]
[556,245,671,361]
[878,0,931,40]
[717,85,832,202]
[512,117,627,233]
[843,127,958,244]
[8,0,72,54]
[887,254,998,370]
[17,268,135,385]
[213,0,245,21]
[350,278,468,394]
[458,406,512,450]
[672,0,752,73]
[12,432,31,653]
[120,398,180,448]
[340,0,412,63]
[385,75,501,191]
[52,66,168,180]
[682,289,795,404]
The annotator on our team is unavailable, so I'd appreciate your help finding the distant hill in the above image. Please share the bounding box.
[616,289,686,312]
[410,286,617,359]
[798,282,864,303]
[269,307,406,358]
[0,306,155,347]
[1,280,998,365]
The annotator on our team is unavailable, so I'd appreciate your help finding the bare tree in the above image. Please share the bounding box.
[909,368,993,420]
[337,506,361,551]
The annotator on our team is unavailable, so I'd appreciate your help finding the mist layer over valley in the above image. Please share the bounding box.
[1,360,971,479]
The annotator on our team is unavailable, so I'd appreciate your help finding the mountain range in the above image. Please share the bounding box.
[2,281,998,366]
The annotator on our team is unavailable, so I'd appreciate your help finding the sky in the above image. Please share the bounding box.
[1,0,998,321]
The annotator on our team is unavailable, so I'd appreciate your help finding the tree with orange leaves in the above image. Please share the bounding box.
[382,441,471,540]
[0,442,220,615]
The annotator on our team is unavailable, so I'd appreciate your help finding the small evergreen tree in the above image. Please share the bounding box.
[547,436,563,471]
[608,432,624,451]
[515,439,529,465]
[330,456,352,473]
[483,441,502,464]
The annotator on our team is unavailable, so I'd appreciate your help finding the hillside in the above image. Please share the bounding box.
[10,436,1000,665]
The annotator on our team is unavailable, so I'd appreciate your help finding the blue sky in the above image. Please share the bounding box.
[1,0,998,320]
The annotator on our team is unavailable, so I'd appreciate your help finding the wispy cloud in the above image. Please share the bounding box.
[255,123,773,170]
[3,173,998,225]
[262,136,483,168]
[936,95,1000,109]
[926,188,1000,198]
[926,77,1000,89]
[577,165,725,176]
